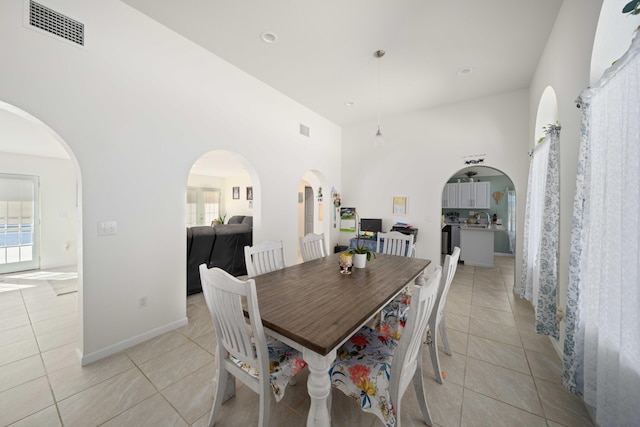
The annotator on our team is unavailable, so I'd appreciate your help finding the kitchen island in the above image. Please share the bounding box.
[460,225,504,268]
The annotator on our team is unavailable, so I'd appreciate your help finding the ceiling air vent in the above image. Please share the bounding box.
[299,124,310,137]
[28,0,84,46]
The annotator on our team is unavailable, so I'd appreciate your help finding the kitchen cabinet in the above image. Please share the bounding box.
[458,182,490,209]
[475,181,491,209]
[442,183,458,208]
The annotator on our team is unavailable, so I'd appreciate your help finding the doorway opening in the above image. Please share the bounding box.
[441,165,516,286]
[298,170,327,262]
[186,149,258,295]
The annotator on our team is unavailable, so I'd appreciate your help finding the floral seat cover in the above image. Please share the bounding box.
[374,286,412,340]
[330,326,401,427]
[230,336,307,402]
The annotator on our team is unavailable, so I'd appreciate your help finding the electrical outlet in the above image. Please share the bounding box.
[138,296,147,308]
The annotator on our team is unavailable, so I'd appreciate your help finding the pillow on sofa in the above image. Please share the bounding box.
[241,216,253,227]
[227,215,246,224]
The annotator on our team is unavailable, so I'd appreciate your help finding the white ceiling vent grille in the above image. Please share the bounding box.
[299,124,310,137]
[29,1,84,46]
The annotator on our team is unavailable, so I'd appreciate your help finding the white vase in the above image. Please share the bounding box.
[353,253,368,268]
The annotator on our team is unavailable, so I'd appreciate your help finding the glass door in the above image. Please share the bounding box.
[0,174,39,273]
[186,187,220,227]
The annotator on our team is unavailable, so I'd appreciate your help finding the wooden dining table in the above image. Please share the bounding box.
[251,252,431,427]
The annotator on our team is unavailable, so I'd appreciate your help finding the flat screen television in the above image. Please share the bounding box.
[360,218,382,238]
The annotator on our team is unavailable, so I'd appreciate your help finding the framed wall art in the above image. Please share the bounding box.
[393,196,408,215]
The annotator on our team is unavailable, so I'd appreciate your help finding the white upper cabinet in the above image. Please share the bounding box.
[458,183,472,208]
[442,183,458,208]
[474,181,490,209]
[458,181,490,209]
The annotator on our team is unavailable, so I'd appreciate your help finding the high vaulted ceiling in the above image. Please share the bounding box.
[0,1,564,164]
[122,0,563,126]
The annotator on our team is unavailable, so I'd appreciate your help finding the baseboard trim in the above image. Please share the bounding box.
[493,252,515,257]
[550,334,563,359]
[77,317,189,366]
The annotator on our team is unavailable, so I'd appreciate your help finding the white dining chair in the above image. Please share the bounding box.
[329,267,441,427]
[377,231,416,257]
[199,265,307,427]
[244,240,285,278]
[376,247,461,384]
[428,246,460,384]
[299,233,327,262]
[373,231,416,332]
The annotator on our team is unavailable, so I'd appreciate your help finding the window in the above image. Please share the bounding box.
[186,187,220,227]
[0,174,39,273]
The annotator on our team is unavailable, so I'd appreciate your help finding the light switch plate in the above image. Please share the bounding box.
[98,221,117,236]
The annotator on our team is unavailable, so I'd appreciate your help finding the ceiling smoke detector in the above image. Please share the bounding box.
[260,31,278,43]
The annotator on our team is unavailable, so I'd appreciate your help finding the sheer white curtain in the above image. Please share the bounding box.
[521,140,550,305]
[563,34,640,426]
[520,125,560,338]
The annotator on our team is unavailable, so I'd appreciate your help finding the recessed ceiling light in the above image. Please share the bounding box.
[344,101,355,107]
[457,67,473,76]
[260,31,278,44]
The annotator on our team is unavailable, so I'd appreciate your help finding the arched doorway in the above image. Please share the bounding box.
[441,165,516,286]
[297,170,328,262]
[185,149,258,295]
[0,100,83,356]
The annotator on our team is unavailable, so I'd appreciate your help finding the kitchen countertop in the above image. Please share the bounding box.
[444,222,505,231]
[459,224,505,231]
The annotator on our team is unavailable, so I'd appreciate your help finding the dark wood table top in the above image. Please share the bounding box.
[252,253,431,356]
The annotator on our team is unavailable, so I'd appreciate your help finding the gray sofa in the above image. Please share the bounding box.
[227,215,253,227]
[186,217,253,295]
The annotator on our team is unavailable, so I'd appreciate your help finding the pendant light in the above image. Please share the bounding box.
[374,49,385,146]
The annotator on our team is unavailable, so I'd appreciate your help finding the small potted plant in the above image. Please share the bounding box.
[349,235,376,268]
[212,213,226,226]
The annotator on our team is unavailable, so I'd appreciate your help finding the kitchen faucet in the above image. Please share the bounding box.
[479,212,491,226]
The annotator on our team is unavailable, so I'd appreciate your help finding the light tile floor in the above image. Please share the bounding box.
[0,257,594,426]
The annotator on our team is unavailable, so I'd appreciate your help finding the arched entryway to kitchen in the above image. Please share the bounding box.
[441,165,516,286]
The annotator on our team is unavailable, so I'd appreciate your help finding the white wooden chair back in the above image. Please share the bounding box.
[377,231,415,257]
[434,246,461,323]
[198,265,270,403]
[244,240,285,278]
[428,246,460,384]
[299,233,327,262]
[389,267,440,403]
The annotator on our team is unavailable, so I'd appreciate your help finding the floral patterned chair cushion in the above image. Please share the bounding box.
[375,290,436,346]
[230,336,307,402]
[329,326,400,427]
[374,289,412,340]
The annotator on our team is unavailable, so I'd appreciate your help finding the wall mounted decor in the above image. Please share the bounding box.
[393,197,408,215]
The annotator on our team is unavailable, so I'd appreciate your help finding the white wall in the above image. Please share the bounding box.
[342,90,530,281]
[0,152,77,269]
[223,174,253,218]
[187,174,224,190]
[0,0,341,363]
